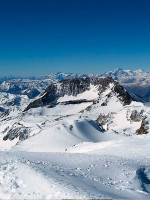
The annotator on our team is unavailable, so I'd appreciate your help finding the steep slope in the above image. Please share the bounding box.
[24,77,134,111]
[0,75,150,199]
[1,76,148,152]
[0,68,150,100]
[100,68,150,99]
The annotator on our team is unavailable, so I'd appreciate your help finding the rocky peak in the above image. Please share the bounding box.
[92,77,134,105]
[93,77,115,92]
[24,77,135,111]
[58,77,91,96]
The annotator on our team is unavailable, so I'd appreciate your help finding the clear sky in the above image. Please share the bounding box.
[0,0,150,76]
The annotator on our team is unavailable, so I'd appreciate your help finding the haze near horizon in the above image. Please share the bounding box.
[0,0,150,76]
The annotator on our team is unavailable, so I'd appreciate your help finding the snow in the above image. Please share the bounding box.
[0,75,150,199]
[58,84,99,102]
[12,119,104,152]
[1,135,150,199]
[27,102,93,117]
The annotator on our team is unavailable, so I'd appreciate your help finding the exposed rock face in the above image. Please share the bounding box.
[24,84,57,111]
[93,77,134,105]
[100,68,150,100]
[136,118,149,135]
[59,99,93,105]
[24,78,91,111]
[58,78,91,96]
[0,69,150,100]
[3,125,30,141]
[113,84,133,105]
[93,77,115,93]
[130,110,144,122]
[96,113,113,131]
[24,77,135,111]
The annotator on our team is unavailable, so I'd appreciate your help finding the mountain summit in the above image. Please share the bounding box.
[24,77,134,111]
[0,68,150,100]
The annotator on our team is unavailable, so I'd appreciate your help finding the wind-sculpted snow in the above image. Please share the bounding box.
[12,119,104,152]
[1,139,150,199]
[0,76,149,149]
[0,74,150,199]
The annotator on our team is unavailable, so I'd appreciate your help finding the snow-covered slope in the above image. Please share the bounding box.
[1,133,150,199]
[0,76,150,199]
[0,76,149,152]
[100,68,150,100]
[0,68,150,100]
[12,119,104,152]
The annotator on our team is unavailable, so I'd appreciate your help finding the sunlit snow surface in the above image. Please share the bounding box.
[0,82,150,199]
[0,138,150,199]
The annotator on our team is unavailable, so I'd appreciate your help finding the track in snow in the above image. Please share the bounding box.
[0,151,150,199]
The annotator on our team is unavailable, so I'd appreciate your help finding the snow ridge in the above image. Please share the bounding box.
[0,72,150,199]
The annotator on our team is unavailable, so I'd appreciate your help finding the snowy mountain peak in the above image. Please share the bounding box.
[0,68,150,100]
[0,69,150,199]
[24,77,134,112]
[113,67,124,72]
[134,69,144,73]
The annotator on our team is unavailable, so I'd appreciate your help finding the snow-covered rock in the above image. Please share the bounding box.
[24,77,134,111]
[0,74,150,199]
[0,76,149,152]
[0,68,150,100]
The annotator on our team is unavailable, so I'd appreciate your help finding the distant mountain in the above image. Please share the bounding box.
[0,75,149,151]
[24,77,134,111]
[0,68,149,100]
[0,72,150,199]
[100,68,150,100]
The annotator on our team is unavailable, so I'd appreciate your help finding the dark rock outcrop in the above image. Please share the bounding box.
[136,118,149,135]
[130,110,144,122]
[93,77,134,105]
[24,78,91,111]
[93,77,115,93]
[113,84,133,105]
[96,113,113,131]
[58,77,90,96]
[24,77,135,111]
[24,84,57,111]
[3,125,30,141]
[59,99,93,105]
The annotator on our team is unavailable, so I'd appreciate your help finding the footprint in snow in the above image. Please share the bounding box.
[75,167,82,171]
[86,168,91,171]
[1,166,7,171]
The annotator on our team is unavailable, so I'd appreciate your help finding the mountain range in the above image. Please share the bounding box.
[0,68,150,100]
[0,68,150,199]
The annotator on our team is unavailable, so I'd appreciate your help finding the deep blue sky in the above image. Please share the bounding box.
[0,0,150,76]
